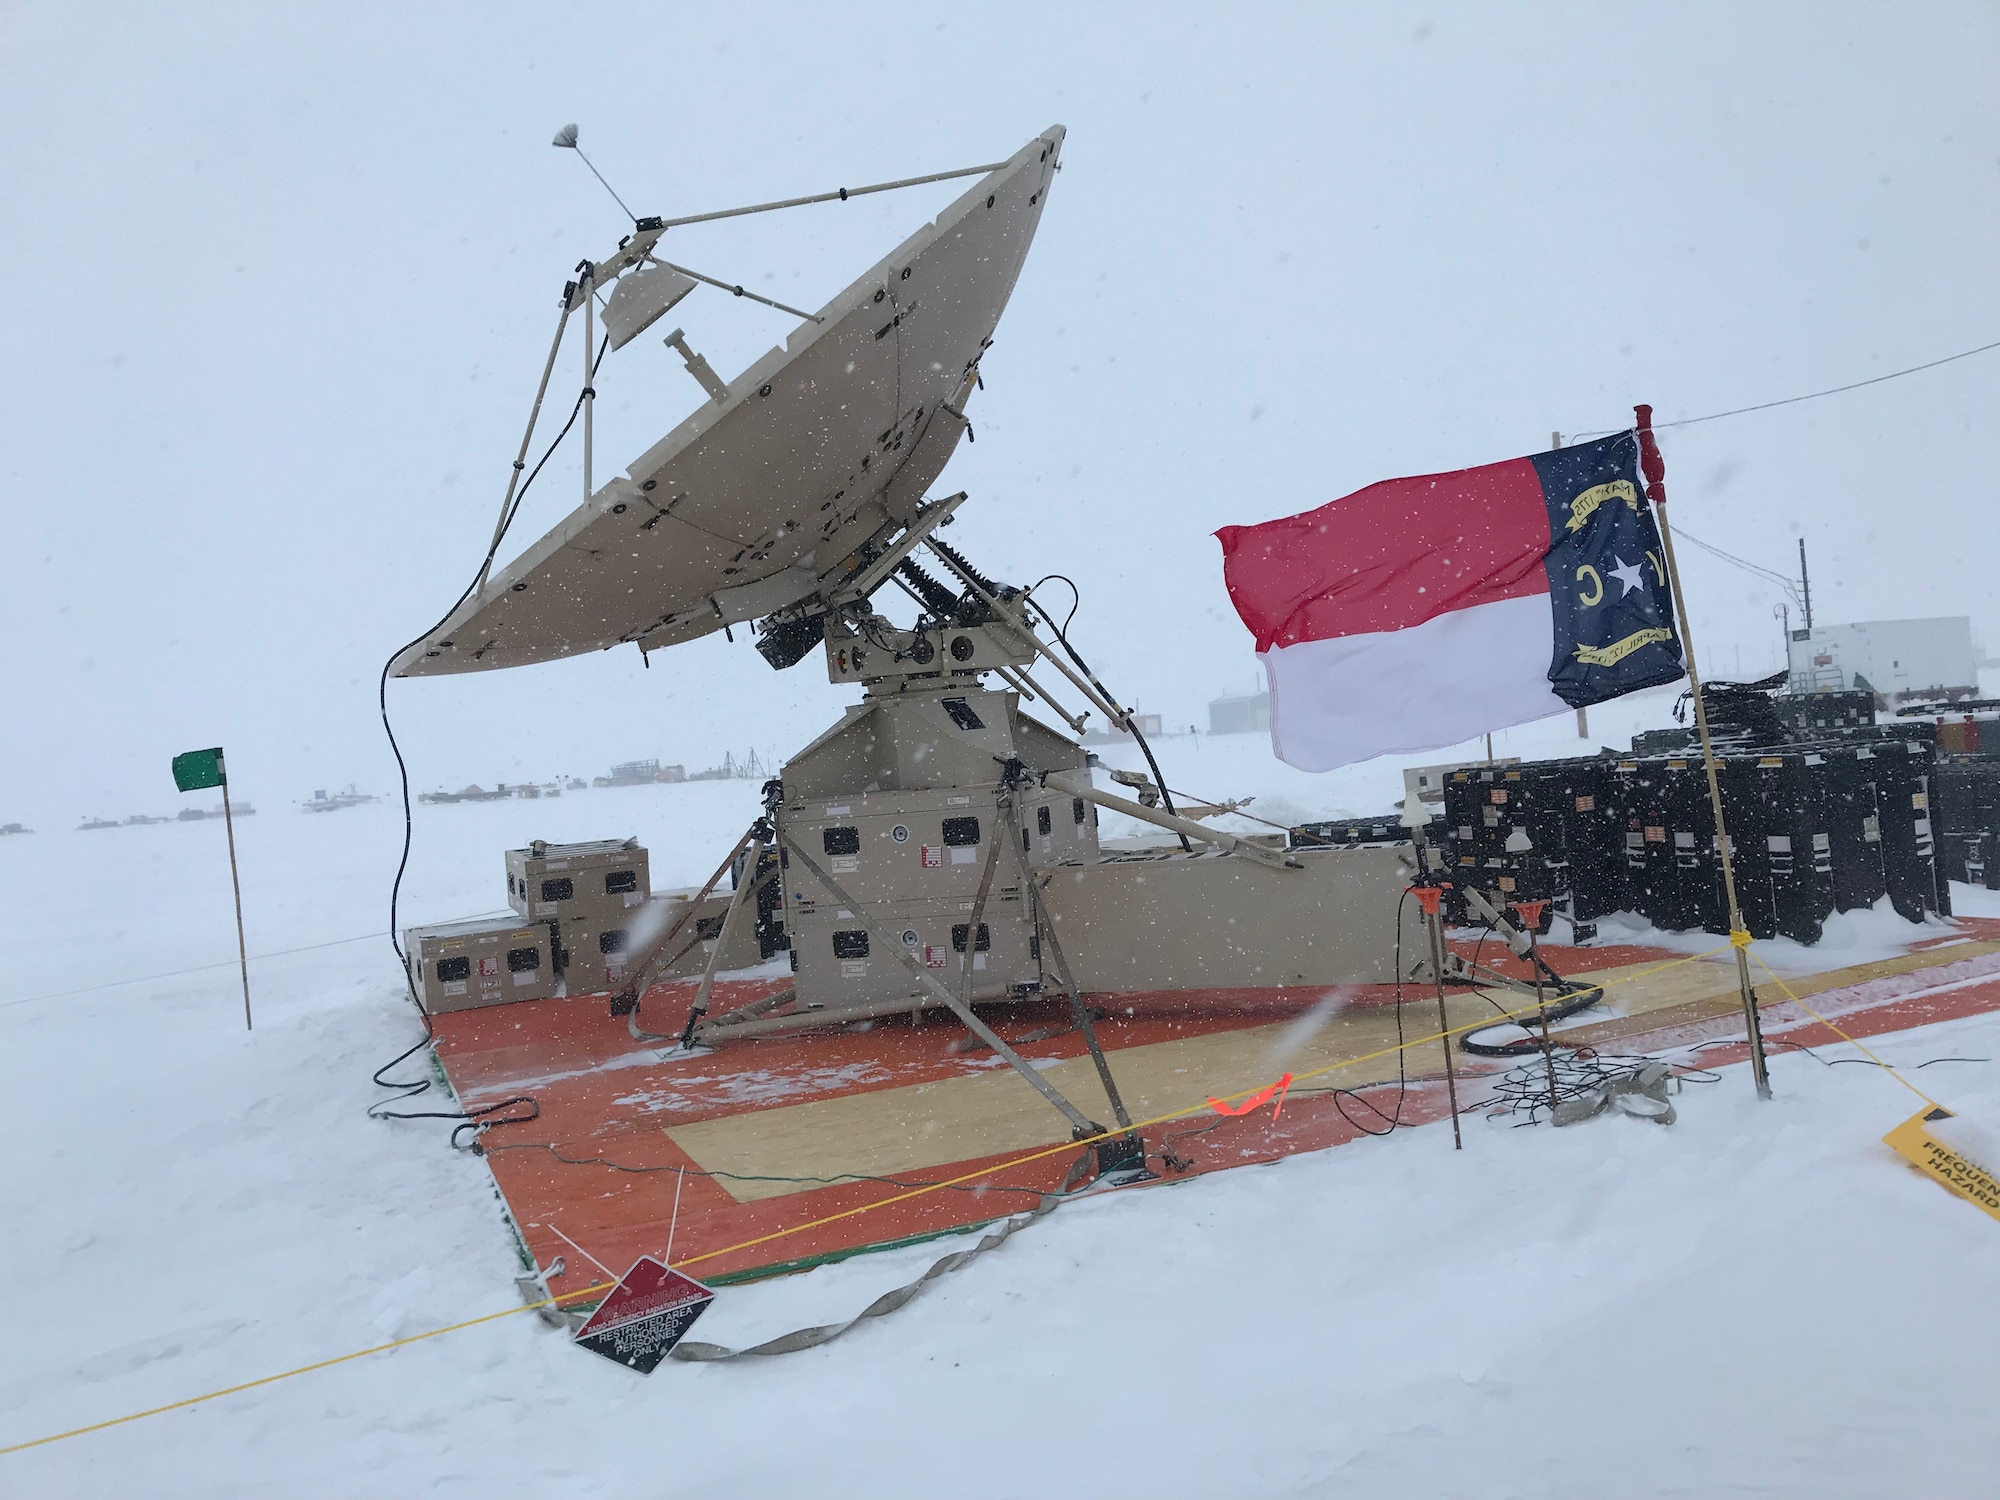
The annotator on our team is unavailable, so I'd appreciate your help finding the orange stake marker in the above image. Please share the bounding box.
[1209,1072,1293,1119]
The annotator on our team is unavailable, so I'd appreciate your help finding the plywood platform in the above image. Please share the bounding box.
[430,919,2000,1292]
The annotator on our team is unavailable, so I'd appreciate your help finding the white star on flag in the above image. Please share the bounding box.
[1608,555,1646,596]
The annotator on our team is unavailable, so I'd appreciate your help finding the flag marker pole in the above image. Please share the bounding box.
[220,773,252,1032]
[1634,404,1771,1098]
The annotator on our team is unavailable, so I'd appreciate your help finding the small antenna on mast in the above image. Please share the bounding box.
[552,123,639,226]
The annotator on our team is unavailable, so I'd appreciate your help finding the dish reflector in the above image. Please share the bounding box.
[394,126,1064,678]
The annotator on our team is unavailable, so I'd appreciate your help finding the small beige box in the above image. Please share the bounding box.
[403,915,559,1014]
[506,837,651,921]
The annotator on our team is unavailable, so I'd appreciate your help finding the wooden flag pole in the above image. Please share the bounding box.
[1634,404,1771,1099]
[220,774,253,1031]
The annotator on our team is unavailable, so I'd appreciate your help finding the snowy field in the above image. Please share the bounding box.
[4,708,1999,1495]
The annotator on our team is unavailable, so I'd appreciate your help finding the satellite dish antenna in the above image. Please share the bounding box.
[396,127,1069,678]
[551,121,637,224]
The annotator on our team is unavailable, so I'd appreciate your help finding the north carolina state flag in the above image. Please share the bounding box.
[1216,433,1684,771]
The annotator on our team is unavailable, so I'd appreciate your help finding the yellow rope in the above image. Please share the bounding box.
[0,1290,613,1457]
[1747,946,1942,1109]
[0,942,1739,1458]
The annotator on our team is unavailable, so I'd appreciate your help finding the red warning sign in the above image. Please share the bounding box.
[571,1257,714,1374]
[920,845,944,868]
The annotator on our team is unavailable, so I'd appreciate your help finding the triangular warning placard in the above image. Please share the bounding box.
[572,1257,714,1374]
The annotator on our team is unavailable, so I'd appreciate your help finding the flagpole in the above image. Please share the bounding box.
[220,776,253,1031]
[1634,404,1771,1099]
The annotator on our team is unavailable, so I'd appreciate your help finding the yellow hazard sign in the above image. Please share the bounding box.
[1884,1106,2000,1222]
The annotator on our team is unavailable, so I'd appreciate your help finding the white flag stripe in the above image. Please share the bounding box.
[1261,593,1569,771]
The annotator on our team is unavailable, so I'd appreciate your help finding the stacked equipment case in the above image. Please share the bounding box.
[506,837,651,996]
[1936,755,2000,891]
[1439,760,1616,938]
[1291,814,1419,849]
[403,915,560,1014]
[1438,732,1949,946]
[1771,690,1876,738]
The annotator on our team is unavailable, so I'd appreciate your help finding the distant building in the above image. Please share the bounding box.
[687,750,764,781]
[1209,691,1270,736]
[1786,617,1978,705]
[607,759,686,786]
[304,785,377,813]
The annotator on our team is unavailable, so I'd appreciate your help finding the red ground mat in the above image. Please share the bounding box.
[431,920,2000,1291]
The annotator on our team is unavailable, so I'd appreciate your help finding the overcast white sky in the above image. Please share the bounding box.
[2,2,1995,828]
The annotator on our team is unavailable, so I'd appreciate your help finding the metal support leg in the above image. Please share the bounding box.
[1045,771,1299,871]
[1005,810,1132,1131]
[1027,870,1152,1182]
[777,831,1104,1139]
[678,835,767,1048]
[1034,889,1132,1130]
[695,985,798,1034]
[959,815,1006,1018]
[613,824,758,1034]
[998,786,1149,1183]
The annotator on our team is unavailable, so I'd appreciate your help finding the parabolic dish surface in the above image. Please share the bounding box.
[393,126,1065,678]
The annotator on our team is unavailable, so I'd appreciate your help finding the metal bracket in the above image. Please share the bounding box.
[1456,884,1581,996]
[515,1256,581,1330]
[1044,771,1300,871]
[824,492,970,606]
[663,328,731,403]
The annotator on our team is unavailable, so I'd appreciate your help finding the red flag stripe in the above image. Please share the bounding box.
[1215,457,1551,651]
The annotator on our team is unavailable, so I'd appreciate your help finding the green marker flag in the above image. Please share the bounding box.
[172,747,227,793]
[171,744,252,1029]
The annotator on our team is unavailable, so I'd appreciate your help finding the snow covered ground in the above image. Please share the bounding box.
[4,720,1998,1495]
